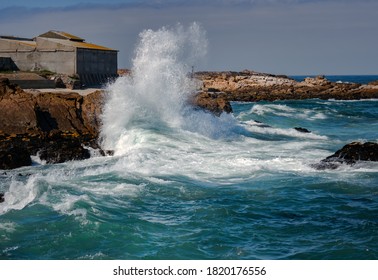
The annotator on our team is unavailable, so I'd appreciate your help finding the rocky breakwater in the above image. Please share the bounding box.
[192,70,378,111]
[0,78,105,170]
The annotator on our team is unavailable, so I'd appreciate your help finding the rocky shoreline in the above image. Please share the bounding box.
[0,77,106,170]
[192,70,378,114]
[1,70,378,172]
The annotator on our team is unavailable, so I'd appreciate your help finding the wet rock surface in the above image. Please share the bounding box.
[312,142,378,170]
[0,78,104,169]
[294,127,311,133]
[190,91,233,116]
[0,146,32,170]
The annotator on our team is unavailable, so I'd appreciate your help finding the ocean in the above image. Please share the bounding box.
[1,24,378,260]
[291,75,378,84]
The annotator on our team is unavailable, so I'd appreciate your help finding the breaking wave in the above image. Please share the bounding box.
[100,23,243,154]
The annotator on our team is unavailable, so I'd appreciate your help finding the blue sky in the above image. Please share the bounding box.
[1,0,377,74]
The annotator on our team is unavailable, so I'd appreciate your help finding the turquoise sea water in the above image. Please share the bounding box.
[1,96,377,260]
[1,24,377,260]
[291,75,378,84]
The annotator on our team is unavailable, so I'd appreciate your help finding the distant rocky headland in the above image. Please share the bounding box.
[1,70,378,171]
[192,70,378,114]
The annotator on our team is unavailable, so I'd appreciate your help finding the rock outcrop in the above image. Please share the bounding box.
[0,146,32,170]
[190,91,233,116]
[294,127,311,133]
[1,71,378,170]
[0,78,104,169]
[312,142,378,169]
[193,71,378,110]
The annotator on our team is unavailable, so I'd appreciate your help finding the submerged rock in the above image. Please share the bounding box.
[0,192,4,203]
[253,120,271,128]
[312,142,378,170]
[294,127,311,133]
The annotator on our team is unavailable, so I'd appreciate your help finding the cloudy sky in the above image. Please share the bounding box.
[0,0,377,75]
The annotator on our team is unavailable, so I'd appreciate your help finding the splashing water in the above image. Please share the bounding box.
[100,23,239,154]
[1,23,378,260]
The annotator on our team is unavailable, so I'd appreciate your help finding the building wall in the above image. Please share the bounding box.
[35,51,76,74]
[34,37,76,74]
[0,38,76,74]
[0,57,18,71]
[0,38,34,52]
[76,48,117,75]
[0,50,76,74]
[0,51,35,71]
[76,48,118,85]
[1,36,118,85]
[0,38,35,71]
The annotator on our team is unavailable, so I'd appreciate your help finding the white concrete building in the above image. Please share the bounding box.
[0,30,118,86]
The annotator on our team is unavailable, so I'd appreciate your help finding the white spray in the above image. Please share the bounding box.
[101,23,219,154]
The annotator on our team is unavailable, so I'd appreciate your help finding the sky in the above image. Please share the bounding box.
[0,0,377,75]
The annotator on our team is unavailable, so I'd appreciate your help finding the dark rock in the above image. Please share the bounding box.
[310,159,344,170]
[17,173,32,177]
[207,88,220,93]
[34,105,59,132]
[54,77,66,88]
[294,127,311,133]
[190,91,233,116]
[253,120,271,128]
[312,142,378,170]
[1,78,20,97]
[99,150,115,156]
[39,144,90,164]
[67,78,81,90]
[0,147,32,170]
[37,134,91,164]
[0,192,4,203]
[325,142,378,162]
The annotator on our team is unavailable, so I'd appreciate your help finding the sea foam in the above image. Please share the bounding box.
[101,23,244,155]
[101,23,205,151]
